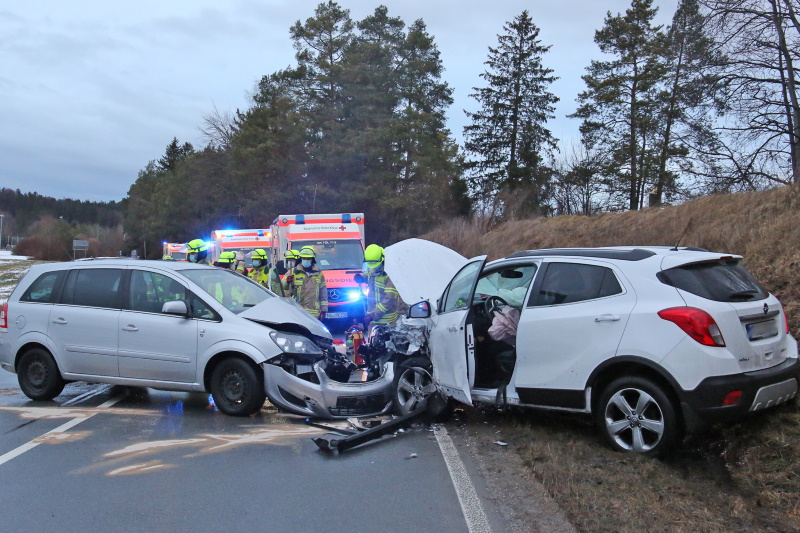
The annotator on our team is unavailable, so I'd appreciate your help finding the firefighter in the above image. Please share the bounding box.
[248,248,270,287]
[362,244,400,331]
[290,246,328,319]
[281,249,300,296]
[235,251,247,274]
[187,239,211,265]
[214,251,237,269]
[162,254,173,260]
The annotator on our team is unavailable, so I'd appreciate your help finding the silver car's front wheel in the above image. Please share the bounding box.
[596,376,679,457]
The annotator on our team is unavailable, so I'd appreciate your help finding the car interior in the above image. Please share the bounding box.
[469,265,537,390]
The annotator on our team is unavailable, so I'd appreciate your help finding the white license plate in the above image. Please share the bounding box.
[746,319,778,341]
[326,312,348,319]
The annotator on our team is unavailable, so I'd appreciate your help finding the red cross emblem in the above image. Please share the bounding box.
[339,225,346,230]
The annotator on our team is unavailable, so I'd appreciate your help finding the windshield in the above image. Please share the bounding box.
[222,248,253,267]
[292,240,364,270]
[179,268,273,314]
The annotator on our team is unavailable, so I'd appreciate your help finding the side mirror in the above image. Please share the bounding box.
[162,300,189,317]
[407,301,431,319]
[353,273,366,284]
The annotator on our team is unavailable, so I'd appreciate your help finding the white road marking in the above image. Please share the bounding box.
[434,425,493,533]
[0,396,122,467]
[61,384,112,406]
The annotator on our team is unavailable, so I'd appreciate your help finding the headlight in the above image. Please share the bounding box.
[269,331,323,355]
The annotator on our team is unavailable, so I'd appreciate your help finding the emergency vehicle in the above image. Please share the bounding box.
[270,214,366,324]
[210,229,272,271]
[162,242,187,261]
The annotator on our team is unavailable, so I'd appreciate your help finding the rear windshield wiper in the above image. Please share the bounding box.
[728,289,759,300]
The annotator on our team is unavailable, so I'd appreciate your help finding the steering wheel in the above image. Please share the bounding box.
[484,295,509,317]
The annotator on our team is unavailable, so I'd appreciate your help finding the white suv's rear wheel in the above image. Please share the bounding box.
[596,376,679,457]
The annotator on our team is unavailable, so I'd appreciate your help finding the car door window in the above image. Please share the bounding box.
[128,270,187,313]
[20,271,65,303]
[529,263,622,306]
[62,268,123,309]
[475,265,538,308]
[188,291,220,321]
[441,261,484,313]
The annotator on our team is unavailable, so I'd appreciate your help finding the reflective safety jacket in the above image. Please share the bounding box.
[366,271,400,324]
[266,267,285,296]
[248,266,269,288]
[290,265,327,317]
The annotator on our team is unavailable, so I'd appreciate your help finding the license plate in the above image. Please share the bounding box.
[296,364,314,375]
[326,312,347,319]
[746,319,778,341]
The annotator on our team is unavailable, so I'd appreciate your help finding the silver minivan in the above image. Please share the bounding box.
[0,259,395,416]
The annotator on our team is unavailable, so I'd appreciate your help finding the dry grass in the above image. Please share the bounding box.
[425,186,800,532]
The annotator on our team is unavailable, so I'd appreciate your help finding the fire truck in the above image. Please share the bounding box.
[210,229,272,271]
[270,214,366,325]
[162,242,187,261]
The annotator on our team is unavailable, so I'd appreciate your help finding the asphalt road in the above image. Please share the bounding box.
[0,374,505,533]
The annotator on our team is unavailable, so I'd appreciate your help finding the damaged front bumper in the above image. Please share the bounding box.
[264,361,396,419]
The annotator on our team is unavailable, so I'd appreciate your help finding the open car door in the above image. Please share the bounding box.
[428,256,487,405]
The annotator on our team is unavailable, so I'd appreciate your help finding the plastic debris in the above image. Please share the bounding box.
[405,453,418,460]
[494,440,508,446]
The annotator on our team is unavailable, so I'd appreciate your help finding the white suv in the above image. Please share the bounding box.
[387,240,800,456]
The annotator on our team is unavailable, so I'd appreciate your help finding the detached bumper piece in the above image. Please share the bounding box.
[311,398,431,453]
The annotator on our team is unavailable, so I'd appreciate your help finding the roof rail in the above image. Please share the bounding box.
[506,248,657,261]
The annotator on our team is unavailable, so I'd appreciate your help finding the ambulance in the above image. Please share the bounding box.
[210,229,272,272]
[270,214,366,325]
[162,242,188,261]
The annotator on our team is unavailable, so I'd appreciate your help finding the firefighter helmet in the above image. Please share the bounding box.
[285,249,300,259]
[252,249,268,260]
[364,244,384,263]
[299,246,316,259]
[187,239,208,253]
[218,251,236,264]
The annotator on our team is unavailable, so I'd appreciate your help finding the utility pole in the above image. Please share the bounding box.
[0,214,4,251]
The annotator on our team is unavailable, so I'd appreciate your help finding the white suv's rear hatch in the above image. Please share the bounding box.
[658,256,790,372]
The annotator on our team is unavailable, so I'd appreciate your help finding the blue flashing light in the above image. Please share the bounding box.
[162,241,167,245]
[345,289,362,302]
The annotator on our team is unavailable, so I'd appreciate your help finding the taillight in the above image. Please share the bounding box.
[784,312,790,334]
[658,306,726,347]
[0,301,7,329]
[722,390,742,406]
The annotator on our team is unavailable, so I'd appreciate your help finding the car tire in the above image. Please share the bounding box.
[210,358,266,416]
[393,357,453,421]
[18,348,65,401]
[596,376,680,457]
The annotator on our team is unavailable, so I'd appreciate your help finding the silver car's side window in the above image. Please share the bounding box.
[529,262,622,307]
[20,271,65,303]
[60,268,124,309]
[128,270,186,314]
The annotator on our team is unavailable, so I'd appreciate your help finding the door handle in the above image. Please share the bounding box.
[595,314,620,322]
[52,318,67,324]
[122,325,139,332]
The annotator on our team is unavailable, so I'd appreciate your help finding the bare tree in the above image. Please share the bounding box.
[702,0,800,184]
[199,103,237,148]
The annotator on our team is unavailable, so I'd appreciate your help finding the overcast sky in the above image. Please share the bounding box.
[1,0,679,203]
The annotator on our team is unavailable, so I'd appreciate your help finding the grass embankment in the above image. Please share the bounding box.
[0,259,47,300]
[425,186,800,532]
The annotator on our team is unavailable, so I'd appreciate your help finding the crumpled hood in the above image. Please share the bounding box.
[384,238,468,305]
[239,297,332,339]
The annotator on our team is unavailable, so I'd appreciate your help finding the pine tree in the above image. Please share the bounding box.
[650,0,725,205]
[464,10,559,220]
[571,0,665,211]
